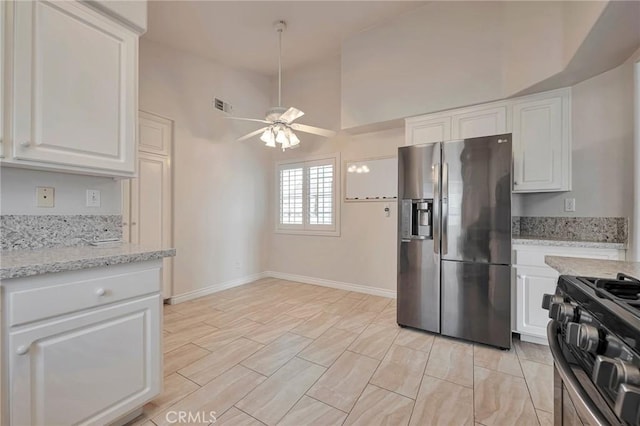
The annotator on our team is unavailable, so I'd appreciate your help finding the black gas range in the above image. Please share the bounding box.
[544,273,640,425]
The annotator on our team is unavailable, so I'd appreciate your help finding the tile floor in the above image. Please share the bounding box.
[128,278,554,426]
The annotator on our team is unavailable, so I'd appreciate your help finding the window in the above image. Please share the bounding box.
[277,155,339,235]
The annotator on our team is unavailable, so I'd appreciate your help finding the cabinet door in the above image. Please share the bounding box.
[139,111,172,156]
[451,106,507,140]
[515,265,558,339]
[131,153,172,298]
[12,1,137,175]
[9,294,161,426]
[512,92,570,192]
[405,116,451,146]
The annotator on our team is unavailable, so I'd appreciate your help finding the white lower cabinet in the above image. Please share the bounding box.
[515,265,559,341]
[2,261,162,426]
[513,244,625,344]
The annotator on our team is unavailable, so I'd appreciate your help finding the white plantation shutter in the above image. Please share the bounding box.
[308,164,333,226]
[279,165,304,226]
[277,155,338,235]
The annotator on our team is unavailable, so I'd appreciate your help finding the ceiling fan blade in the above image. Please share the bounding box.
[226,116,272,124]
[237,127,268,142]
[279,107,305,123]
[291,123,336,138]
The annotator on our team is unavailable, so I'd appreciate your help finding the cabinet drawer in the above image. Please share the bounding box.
[7,265,160,327]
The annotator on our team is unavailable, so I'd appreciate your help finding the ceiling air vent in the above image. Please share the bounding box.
[214,98,232,114]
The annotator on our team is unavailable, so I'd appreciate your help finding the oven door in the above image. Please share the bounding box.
[548,321,622,425]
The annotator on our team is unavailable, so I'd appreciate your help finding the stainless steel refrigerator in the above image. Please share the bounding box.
[397,134,512,349]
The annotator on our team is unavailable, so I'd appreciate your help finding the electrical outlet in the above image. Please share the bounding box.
[36,187,55,208]
[86,189,101,207]
[564,198,576,212]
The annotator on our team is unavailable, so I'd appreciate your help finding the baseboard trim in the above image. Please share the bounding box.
[168,272,269,304]
[518,333,548,346]
[264,271,397,299]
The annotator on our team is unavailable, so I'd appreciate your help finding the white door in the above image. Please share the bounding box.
[515,265,558,339]
[128,154,172,298]
[451,105,507,140]
[512,93,569,192]
[405,116,451,146]
[12,1,137,175]
[9,295,161,426]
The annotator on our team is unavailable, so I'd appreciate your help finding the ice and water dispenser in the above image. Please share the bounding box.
[400,199,433,241]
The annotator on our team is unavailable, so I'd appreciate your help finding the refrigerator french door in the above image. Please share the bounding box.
[398,135,512,348]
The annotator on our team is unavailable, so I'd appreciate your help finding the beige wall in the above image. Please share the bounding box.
[513,55,636,218]
[266,57,401,294]
[341,1,505,130]
[139,39,272,298]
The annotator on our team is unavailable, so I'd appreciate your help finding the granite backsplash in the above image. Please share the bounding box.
[512,216,627,243]
[1,215,123,251]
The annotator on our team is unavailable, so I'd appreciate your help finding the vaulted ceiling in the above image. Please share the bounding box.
[143,1,427,76]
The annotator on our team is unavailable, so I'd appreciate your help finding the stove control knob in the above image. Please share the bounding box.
[593,356,640,392]
[542,294,563,310]
[550,303,577,323]
[615,384,640,425]
[614,385,640,425]
[566,322,600,353]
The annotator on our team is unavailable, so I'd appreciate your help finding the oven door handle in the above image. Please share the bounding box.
[547,321,610,426]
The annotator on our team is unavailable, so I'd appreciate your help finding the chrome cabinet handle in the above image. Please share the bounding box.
[20,141,30,148]
[95,288,106,297]
[517,274,525,280]
[16,345,30,355]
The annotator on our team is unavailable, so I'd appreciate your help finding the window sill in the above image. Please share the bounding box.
[275,228,341,237]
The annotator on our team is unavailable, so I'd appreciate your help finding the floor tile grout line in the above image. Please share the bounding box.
[406,333,436,426]
[514,338,545,425]
[232,404,268,425]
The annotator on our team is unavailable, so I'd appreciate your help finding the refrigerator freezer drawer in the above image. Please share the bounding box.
[397,239,440,333]
[441,260,511,348]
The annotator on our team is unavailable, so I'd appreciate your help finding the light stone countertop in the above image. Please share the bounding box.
[513,236,626,250]
[0,243,176,280]
[545,256,640,279]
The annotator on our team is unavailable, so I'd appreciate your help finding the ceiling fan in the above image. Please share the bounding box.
[227,21,336,150]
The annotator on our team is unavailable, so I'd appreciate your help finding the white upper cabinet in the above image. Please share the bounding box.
[405,115,451,146]
[451,104,507,140]
[405,88,571,193]
[512,89,571,192]
[7,0,138,177]
[138,111,172,156]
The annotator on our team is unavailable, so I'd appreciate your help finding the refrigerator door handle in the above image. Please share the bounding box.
[433,163,440,254]
[442,162,449,255]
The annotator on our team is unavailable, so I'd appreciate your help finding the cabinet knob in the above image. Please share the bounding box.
[517,274,525,279]
[16,345,29,355]
[20,141,31,148]
[131,222,137,226]
[122,222,128,226]
[95,288,106,297]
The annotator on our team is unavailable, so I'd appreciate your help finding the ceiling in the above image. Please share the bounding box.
[144,1,428,76]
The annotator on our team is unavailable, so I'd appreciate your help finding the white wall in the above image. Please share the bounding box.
[266,57,402,294]
[341,1,505,130]
[514,55,636,218]
[0,168,121,215]
[139,39,272,298]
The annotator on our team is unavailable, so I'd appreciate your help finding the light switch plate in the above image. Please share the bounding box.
[36,187,55,208]
[564,198,576,212]
[86,189,101,207]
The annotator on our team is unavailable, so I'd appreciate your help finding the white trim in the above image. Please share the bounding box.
[264,271,397,299]
[167,272,269,304]
[518,333,548,346]
[632,60,640,261]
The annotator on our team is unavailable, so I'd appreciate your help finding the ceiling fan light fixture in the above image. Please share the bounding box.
[275,128,288,144]
[288,129,300,146]
[261,128,276,147]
